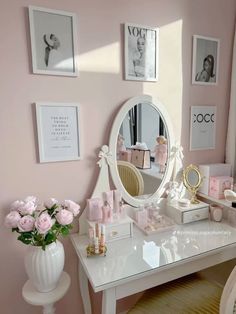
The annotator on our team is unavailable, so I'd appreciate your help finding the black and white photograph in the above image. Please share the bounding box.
[125,23,158,81]
[190,105,216,151]
[192,35,220,85]
[28,6,78,76]
[35,102,81,162]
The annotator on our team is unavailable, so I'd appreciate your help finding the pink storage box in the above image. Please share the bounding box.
[209,176,233,199]
[119,150,131,162]
[198,163,231,195]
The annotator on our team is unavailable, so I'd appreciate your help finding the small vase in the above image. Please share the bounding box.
[24,241,65,292]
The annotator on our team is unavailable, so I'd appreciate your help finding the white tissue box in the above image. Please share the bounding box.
[198,163,231,195]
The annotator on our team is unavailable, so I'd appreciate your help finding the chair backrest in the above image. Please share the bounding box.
[220,265,236,313]
[117,161,144,197]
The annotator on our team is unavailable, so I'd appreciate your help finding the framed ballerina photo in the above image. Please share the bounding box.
[192,35,220,85]
[28,6,78,76]
[124,23,159,82]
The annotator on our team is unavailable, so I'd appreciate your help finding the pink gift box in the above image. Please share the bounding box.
[209,176,233,199]
[119,150,131,162]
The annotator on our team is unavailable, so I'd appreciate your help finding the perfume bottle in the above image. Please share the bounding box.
[135,206,148,228]
[102,201,113,224]
[118,200,126,219]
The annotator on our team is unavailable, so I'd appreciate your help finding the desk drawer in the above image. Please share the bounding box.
[87,216,133,242]
[183,207,209,224]
[167,202,209,224]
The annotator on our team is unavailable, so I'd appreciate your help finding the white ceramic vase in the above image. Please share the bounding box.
[24,241,65,292]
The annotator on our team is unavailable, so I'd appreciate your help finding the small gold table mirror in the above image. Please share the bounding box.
[183,164,202,204]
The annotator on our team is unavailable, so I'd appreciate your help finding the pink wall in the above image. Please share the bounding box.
[0,1,235,314]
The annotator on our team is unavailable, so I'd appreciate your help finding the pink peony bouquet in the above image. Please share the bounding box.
[4,196,80,250]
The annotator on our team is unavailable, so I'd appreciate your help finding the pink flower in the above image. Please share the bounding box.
[44,198,58,209]
[18,215,35,232]
[63,200,80,217]
[10,200,24,212]
[35,213,53,234]
[4,211,21,228]
[19,201,37,215]
[56,209,73,225]
[24,196,37,204]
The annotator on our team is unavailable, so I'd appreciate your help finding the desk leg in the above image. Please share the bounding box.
[102,287,116,314]
[79,262,92,314]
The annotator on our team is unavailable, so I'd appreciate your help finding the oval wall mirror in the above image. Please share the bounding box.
[109,95,175,207]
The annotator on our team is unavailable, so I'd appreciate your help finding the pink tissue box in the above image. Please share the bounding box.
[209,176,233,199]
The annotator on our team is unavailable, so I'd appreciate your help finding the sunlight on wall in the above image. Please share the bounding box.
[78,21,183,142]
[143,20,183,142]
[79,42,120,73]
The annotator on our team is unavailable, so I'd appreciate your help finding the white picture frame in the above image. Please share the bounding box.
[35,102,81,163]
[28,6,78,76]
[124,23,159,82]
[190,105,216,151]
[192,35,220,85]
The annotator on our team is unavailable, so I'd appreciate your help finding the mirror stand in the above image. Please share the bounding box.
[183,164,203,204]
[79,143,186,235]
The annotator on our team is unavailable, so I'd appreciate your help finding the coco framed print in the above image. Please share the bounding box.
[190,105,216,151]
[35,102,81,162]
[28,6,78,76]
[124,23,159,82]
[192,35,220,85]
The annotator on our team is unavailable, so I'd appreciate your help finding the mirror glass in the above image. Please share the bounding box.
[187,170,200,187]
[117,102,168,197]
[109,95,175,207]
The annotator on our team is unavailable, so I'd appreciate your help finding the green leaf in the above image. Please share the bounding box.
[22,232,33,239]
[17,234,31,245]
[61,226,70,236]
[45,232,56,244]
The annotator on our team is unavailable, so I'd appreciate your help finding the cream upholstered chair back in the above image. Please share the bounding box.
[117,161,144,197]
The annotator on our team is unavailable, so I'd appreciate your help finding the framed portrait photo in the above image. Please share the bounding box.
[35,102,82,163]
[192,35,220,85]
[124,23,159,82]
[190,105,216,151]
[28,6,78,76]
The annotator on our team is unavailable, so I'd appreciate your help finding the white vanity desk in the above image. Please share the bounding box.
[71,95,236,314]
[71,220,236,314]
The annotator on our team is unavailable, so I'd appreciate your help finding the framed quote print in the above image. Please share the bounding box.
[124,23,159,82]
[190,105,216,151]
[28,6,78,76]
[35,102,81,162]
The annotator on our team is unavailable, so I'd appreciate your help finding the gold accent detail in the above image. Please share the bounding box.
[183,164,202,204]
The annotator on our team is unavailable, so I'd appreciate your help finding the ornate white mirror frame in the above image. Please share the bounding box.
[79,95,180,234]
[109,94,175,207]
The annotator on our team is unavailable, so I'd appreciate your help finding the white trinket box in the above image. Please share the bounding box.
[86,216,133,242]
[167,201,209,224]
